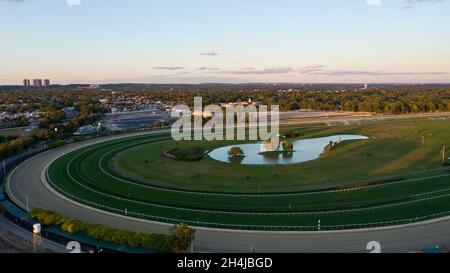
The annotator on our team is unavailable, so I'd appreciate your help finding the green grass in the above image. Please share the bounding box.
[45,119,450,230]
[112,119,450,192]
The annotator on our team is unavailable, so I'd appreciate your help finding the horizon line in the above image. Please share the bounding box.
[2,82,450,87]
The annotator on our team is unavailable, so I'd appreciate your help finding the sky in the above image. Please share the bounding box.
[1,0,450,85]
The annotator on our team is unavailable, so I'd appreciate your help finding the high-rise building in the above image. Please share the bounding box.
[33,79,43,87]
[43,79,51,87]
[23,79,31,87]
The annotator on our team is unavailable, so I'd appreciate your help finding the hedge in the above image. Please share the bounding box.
[0,137,36,160]
[29,208,174,252]
[48,140,66,149]
[169,146,204,161]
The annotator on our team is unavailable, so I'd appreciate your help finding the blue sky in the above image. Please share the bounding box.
[1,0,450,84]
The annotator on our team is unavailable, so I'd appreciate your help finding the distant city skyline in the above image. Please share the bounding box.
[1,0,450,84]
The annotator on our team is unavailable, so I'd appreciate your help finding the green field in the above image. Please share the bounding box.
[112,119,450,192]
[46,119,450,230]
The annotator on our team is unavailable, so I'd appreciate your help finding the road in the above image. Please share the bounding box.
[5,124,450,253]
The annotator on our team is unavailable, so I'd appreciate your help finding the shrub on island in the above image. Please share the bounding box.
[282,140,294,153]
[168,146,204,161]
[228,147,245,156]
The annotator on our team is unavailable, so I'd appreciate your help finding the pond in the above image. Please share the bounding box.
[207,135,369,165]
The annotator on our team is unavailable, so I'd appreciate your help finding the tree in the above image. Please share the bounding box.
[289,102,300,111]
[282,140,294,153]
[153,120,162,128]
[16,116,30,127]
[228,147,244,156]
[170,224,195,253]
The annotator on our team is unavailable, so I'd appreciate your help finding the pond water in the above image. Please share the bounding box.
[207,135,369,165]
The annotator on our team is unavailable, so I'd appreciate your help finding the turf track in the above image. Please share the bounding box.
[47,132,450,230]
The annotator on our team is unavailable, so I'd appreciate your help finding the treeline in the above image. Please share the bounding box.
[0,129,71,160]
[29,208,195,253]
[0,137,36,160]
[2,85,450,114]
[96,84,450,114]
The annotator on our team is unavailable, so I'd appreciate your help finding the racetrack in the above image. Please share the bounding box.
[5,129,450,253]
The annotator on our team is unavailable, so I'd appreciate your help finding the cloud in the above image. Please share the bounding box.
[367,0,382,6]
[200,51,220,56]
[299,65,327,74]
[152,66,185,71]
[66,0,81,6]
[299,65,448,76]
[224,67,295,75]
[140,75,244,84]
[0,0,82,5]
[403,0,446,9]
[0,0,26,3]
[198,67,220,71]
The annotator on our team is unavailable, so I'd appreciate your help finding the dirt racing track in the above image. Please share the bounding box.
[5,130,450,253]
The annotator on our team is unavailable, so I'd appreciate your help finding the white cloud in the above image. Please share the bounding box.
[367,0,382,6]
[200,51,219,56]
[66,0,81,6]
[152,66,185,71]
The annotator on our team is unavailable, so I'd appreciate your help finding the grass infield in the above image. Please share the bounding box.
[47,119,450,230]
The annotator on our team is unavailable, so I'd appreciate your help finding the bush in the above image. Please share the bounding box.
[142,233,173,253]
[322,141,336,155]
[28,208,173,252]
[0,137,37,160]
[48,140,66,149]
[170,224,195,253]
[0,143,13,160]
[228,147,244,156]
[169,146,204,161]
[9,137,35,152]
[284,132,302,139]
[282,140,294,153]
